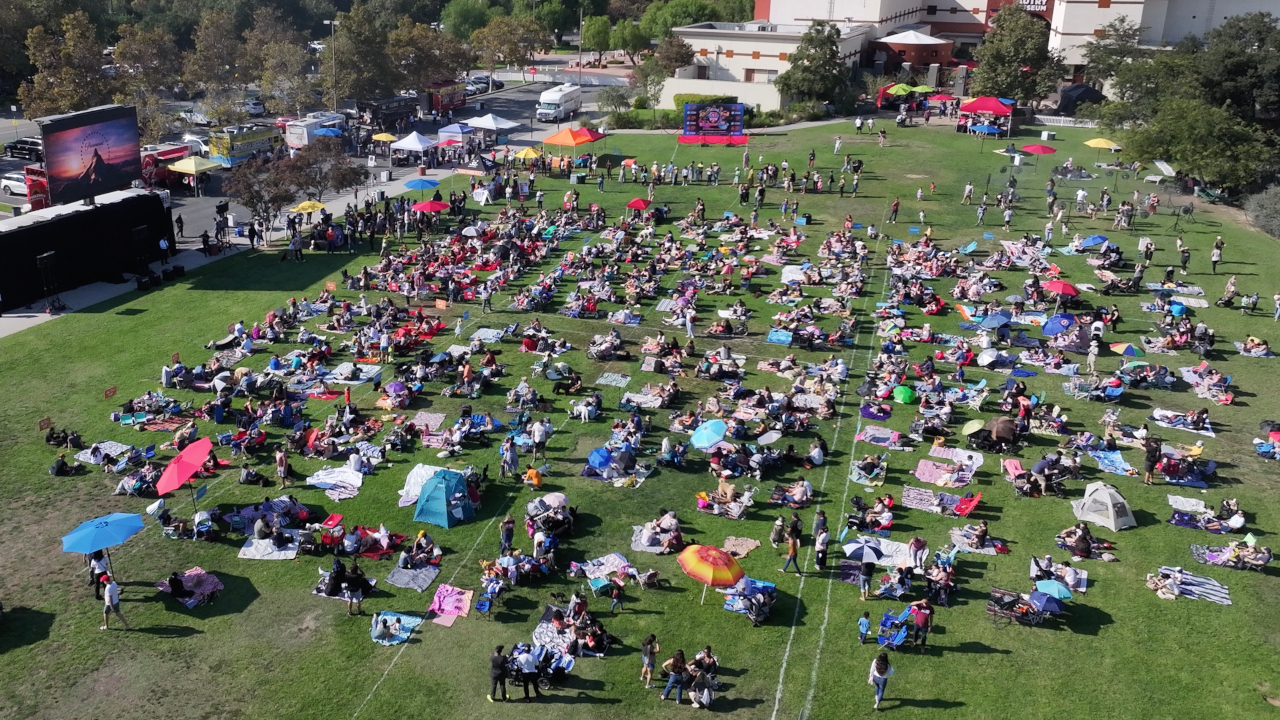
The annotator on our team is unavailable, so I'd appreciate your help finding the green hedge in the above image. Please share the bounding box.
[672,94,738,109]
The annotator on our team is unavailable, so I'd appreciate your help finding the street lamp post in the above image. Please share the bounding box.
[324,19,341,112]
[577,8,583,86]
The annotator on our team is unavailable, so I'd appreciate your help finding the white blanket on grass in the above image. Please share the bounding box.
[398,463,452,506]
[326,363,384,384]
[1168,494,1210,514]
[470,328,506,343]
[1150,408,1216,437]
[75,441,133,464]
[238,537,299,560]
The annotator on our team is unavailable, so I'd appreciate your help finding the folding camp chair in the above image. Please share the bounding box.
[935,546,960,569]
[957,241,978,256]
[120,414,137,427]
[133,412,148,425]
[142,444,157,460]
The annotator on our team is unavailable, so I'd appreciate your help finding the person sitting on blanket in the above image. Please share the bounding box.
[1059,523,1095,559]
[961,520,989,549]
[158,508,189,537]
[1240,545,1273,568]
[1200,510,1246,533]
[856,455,884,477]
[1146,572,1180,600]
[659,526,684,555]
[1167,408,1210,430]
[785,479,813,505]
[1243,336,1270,354]
[167,571,196,601]
[1056,562,1079,590]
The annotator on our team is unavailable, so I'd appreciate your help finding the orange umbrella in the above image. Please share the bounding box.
[678,544,745,603]
[156,437,211,496]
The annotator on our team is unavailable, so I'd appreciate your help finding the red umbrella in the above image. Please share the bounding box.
[1021,144,1057,155]
[626,198,652,210]
[156,437,211,496]
[928,94,956,102]
[413,200,449,212]
[1044,280,1079,296]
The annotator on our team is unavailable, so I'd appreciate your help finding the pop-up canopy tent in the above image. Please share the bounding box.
[437,123,474,145]
[390,131,436,152]
[459,114,520,132]
[1071,482,1136,532]
[413,469,474,528]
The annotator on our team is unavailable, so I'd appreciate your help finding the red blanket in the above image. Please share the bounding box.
[354,526,407,560]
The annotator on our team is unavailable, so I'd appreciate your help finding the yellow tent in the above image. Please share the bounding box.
[168,156,222,174]
[372,133,398,142]
[290,200,326,213]
[514,147,542,159]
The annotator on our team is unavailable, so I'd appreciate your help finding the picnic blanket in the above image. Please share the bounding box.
[74,441,132,464]
[596,373,632,388]
[313,572,379,601]
[141,416,187,432]
[621,392,664,409]
[1146,282,1204,296]
[1139,336,1179,356]
[902,485,941,511]
[949,528,1000,555]
[1088,449,1136,477]
[238,537,299,560]
[1168,495,1210,514]
[153,566,223,609]
[1173,296,1209,308]
[723,536,761,559]
[630,525,670,554]
[766,329,793,344]
[1150,408,1216,437]
[928,445,985,470]
[655,299,677,312]
[780,265,806,284]
[428,584,472,617]
[911,459,971,488]
[384,565,441,593]
[470,328,506,343]
[409,412,447,432]
[370,611,424,645]
[306,466,365,502]
[856,425,907,450]
[1233,341,1276,358]
[1158,565,1232,605]
[850,536,916,568]
[327,363,384,384]
[532,604,572,647]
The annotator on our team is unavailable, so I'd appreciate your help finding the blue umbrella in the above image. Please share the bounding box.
[1035,579,1073,600]
[1028,590,1066,614]
[62,513,145,554]
[690,419,728,451]
[1041,313,1076,337]
[980,310,1013,329]
[405,178,440,191]
[971,124,1000,135]
[315,127,343,137]
[587,448,613,468]
[1081,234,1108,247]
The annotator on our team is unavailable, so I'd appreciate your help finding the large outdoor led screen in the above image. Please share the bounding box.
[39,105,142,205]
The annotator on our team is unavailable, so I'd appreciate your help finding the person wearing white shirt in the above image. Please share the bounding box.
[806,443,824,467]
[516,648,543,700]
[530,420,548,462]
[101,576,131,631]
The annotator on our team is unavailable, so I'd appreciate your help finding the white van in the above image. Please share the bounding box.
[535,84,582,122]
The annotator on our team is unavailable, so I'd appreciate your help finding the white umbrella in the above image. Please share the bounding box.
[757,430,783,445]
[390,131,436,152]
[459,113,520,131]
[542,492,568,508]
[842,538,885,563]
[976,348,1000,367]
[462,227,480,237]
[212,371,233,392]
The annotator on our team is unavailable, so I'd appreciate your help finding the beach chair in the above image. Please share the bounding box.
[120,413,137,427]
[877,626,908,652]
[935,546,960,569]
[953,492,981,517]
[957,241,978,256]
[634,569,662,590]
[1101,386,1124,403]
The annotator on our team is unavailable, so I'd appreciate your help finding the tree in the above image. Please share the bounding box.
[284,137,368,203]
[441,0,493,41]
[608,0,649,22]
[610,21,650,65]
[0,0,36,78]
[581,16,613,64]
[970,4,1067,104]
[1245,185,1280,240]
[470,15,547,82]
[321,3,395,107]
[183,11,244,95]
[18,11,116,118]
[1080,16,1149,85]
[774,21,846,102]
[596,84,634,113]
[242,8,313,116]
[224,159,298,240]
[628,55,665,115]
[1120,97,1274,189]
[114,24,182,143]
[1096,45,1199,127]
[653,36,693,76]
[1197,12,1280,121]
[388,19,473,91]
[533,0,575,43]
[720,0,754,22]
[640,0,719,40]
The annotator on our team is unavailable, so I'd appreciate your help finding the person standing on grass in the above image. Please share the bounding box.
[907,597,933,647]
[869,653,894,709]
[1273,292,1280,321]
[858,611,872,644]
[87,551,108,599]
[962,182,974,205]
[814,524,830,572]
[517,646,543,701]
[889,198,900,223]
[660,650,689,703]
[608,583,624,614]
[779,528,801,576]
[860,559,876,600]
[488,645,509,702]
[877,129,887,147]
[976,204,987,226]
[100,575,130,631]
[1210,246,1221,274]
[833,136,842,154]
[1002,207,1014,232]
[1142,438,1160,486]
[641,634,660,688]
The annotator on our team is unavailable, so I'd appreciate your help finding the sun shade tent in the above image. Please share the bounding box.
[458,114,520,131]
[390,131,436,152]
[168,156,222,174]
[437,123,474,145]
[413,469,474,529]
[1071,482,1136,532]
[959,97,1013,116]
[542,127,605,148]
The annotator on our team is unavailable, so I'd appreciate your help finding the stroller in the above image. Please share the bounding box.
[508,643,575,691]
[743,587,777,627]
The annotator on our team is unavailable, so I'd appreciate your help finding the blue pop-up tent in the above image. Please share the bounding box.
[413,469,473,528]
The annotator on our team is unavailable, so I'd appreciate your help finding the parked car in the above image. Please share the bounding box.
[274,116,298,130]
[181,134,210,155]
[1,171,26,196]
[241,98,266,116]
[180,109,218,126]
[4,136,43,162]
[470,75,504,90]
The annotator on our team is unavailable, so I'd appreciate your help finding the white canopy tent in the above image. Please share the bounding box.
[458,114,520,131]
[1071,482,1137,532]
[390,132,436,152]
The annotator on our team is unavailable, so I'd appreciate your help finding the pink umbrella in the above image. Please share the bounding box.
[156,437,212,496]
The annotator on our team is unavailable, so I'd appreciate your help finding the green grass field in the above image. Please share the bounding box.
[3,121,1280,720]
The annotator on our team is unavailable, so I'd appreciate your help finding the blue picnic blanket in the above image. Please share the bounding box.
[1088,450,1134,477]
[766,329,793,345]
[370,611,424,645]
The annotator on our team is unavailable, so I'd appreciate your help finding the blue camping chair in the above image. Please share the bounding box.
[142,444,157,460]
[958,241,978,256]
